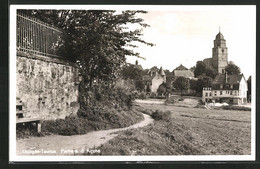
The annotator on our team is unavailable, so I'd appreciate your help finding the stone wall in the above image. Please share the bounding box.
[16,52,80,120]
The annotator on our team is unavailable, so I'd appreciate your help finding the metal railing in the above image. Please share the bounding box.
[16,11,63,58]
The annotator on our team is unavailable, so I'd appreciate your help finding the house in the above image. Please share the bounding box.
[202,73,247,104]
[142,66,166,93]
[173,64,194,79]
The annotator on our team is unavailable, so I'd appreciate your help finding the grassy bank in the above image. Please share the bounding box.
[98,105,251,155]
[16,107,144,139]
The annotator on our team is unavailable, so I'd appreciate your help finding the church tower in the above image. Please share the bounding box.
[212,30,228,74]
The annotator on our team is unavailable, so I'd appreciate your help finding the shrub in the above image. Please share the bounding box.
[42,116,91,136]
[138,92,147,100]
[165,96,178,104]
[150,92,157,98]
[151,110,172,121]
[41,106,144,136]
[178,98,184,101]
[16,123,42,139]
[222,106,251,111]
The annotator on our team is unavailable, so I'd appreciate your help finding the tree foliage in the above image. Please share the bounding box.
[20,10,154,87]
[121,64,143,81]
[225,63,241,75]
[192,76,212,94]
[157,82,173,96]
[194,61,217,78]
[173,77,189,94]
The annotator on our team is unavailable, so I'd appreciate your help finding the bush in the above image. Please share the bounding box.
[138,92,147,100]
[178,98,184,101]
[42,116,91,136]
[150,92,157,98]
[16,123,42,139]
[151,110,172,121]
[165,96,183,104]
[222,106,251,111]
[41,106,144,136]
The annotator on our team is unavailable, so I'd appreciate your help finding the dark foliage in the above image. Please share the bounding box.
[151,110,171,121]
[225,63,241,75]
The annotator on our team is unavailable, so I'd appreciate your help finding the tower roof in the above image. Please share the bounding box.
[158,66,166,76]
[215,32,224,40]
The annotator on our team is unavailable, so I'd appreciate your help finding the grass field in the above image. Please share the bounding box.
[98,103,251,155]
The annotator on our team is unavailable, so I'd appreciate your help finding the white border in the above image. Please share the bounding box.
[9,5,256,162]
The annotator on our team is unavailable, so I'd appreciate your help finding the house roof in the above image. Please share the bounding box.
[174,70,194,78]
[213,74,243,84]
[174,64,188,70]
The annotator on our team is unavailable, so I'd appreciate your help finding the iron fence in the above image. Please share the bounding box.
[16,11,63,58]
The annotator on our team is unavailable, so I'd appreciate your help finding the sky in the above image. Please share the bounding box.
[125,6,256,79]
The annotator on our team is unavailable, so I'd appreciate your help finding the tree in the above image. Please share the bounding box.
[190,75,212,96]
[173,77,189,94]
[21,10,154,87]
[225,63,241,75]
[157,82,173,97]
[194,61,206,77]
[190,66,196,72]
[135,80,145,91]
[121,64,143,81]
[157,83,167,96]
[194,61,217,78]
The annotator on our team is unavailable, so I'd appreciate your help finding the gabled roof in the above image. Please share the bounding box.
[213,74,243,84]
[174,70,194,78]
[174,64,188,70]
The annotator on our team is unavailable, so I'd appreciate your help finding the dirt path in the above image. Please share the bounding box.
[16,113,153,155]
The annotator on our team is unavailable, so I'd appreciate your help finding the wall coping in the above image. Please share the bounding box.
[17,51,79,68]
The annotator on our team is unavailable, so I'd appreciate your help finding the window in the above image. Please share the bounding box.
[205,93,208,97]
[210,93,212,97]
[220,91,222,95]
[222,49,224,53]
[230,91,233,95]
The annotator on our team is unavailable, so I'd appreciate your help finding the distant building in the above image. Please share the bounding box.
[142,66,166,93]
[203,31,228,74]
[173,64,194,79]
[202,73,247,104]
